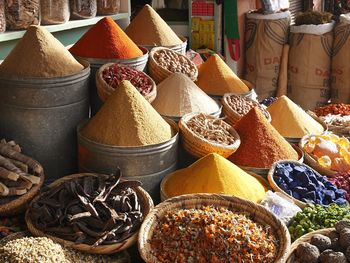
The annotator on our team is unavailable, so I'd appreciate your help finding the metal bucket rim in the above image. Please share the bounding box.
[0,59,90,84]
[77,117,179,152]
[140,36,187,49]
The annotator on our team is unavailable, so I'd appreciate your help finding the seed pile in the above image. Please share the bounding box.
[102,64,153,96]
[150,205,279,263]
[28,172,143,246]
[224,94,270,119]
[0,139,43,203]
[153,49,197,78]
[315,103,350,116]
[186,114,236,145]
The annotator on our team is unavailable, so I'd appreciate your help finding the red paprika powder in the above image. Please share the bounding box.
[229,107,299,168]
[69,17,143,59]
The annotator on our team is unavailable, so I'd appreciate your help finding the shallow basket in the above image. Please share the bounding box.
[138,193,291,263]
[25,173,154,254]
[148,47,198,84]
[285,228,334,263]
[0,231,131,262]
[0,171,44,217]
[221,93,271,126]
[141,36,187,55]
[160,171,270,202]
[96,63,157,103]
[299,134,338,176]
[178,112,241,159]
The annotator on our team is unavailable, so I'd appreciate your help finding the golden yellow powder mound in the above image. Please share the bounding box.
[267,95,324,138]
[163,153,267,203]
[82,80,173,147]
[196,54,249,96]
[0,26,84,77]
[125,4,183,46]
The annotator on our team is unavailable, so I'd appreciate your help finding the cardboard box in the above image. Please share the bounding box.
[192,17,200,32]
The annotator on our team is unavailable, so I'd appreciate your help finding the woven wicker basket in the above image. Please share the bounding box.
[221,93,271,126]
[0,231,131,262]
[148,47,198,84]
[160,171,270,202]
[96,63,157,104]
[138,193,291,263]
[0,172,44,217]
[179,112,241,158]
[141,36,187,55]
[299,134,338,176]
[25,173,154,254]
[285,228,334,263]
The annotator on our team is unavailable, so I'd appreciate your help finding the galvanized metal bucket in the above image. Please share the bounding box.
[77,118,179,203]
[0,60,90,183]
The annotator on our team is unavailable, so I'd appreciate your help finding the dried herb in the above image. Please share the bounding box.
[5,0,40,30]
[70,0,97,19]
[295,11,333,26]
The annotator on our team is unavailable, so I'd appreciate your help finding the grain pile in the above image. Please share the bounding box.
[81,80,173,146]
[125,4,183,46]
[152,73,220,117]
[0,26,83,77]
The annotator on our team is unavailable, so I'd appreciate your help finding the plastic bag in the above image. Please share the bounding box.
[41,0,70,25]
[5,0,40,30]
[262,0,289,12]
[0,0,5,33]
[260,191,301,224]
[70,0,97,19]
[97,0,120,15]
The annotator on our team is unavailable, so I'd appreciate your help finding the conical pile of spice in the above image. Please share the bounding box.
[152,73,220,118]
[69,17,143,59]
[125,4,183,46]
[81,80,173,146]
[163,153,267,203]
[229,107,299,168]
[0,26,84,77]
[196,54,249,96]
[267,95,324,138]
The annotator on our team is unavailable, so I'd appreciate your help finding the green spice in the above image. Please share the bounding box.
[150,205,279,263]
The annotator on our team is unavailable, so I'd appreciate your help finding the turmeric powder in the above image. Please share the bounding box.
[163,153,267,203]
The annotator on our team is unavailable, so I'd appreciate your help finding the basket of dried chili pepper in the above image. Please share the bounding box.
[25,170,153,254]
[138,193,291,263]
[178,112,241,158]
[96,63,157,104]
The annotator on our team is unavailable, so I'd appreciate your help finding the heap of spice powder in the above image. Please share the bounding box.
[81,80,173,146]
[196,54,249,96]
[163,153,266,203]
[267,95,324,138]
[315,103,350,116]
[229,107,298,168]
[149,205,279,263]
[69,17,143,59]
[152,73,220,117]
[125,4,182,46]
[0,26,83,77]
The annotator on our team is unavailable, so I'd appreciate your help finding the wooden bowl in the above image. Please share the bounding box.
[25,173,154,254]
[138,193,291,263]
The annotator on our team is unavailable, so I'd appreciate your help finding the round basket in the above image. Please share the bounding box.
[221,93,271,126]
[178,112,241,159]
[299,134,338,176]
[285,228,334,263]
[96,63,157,103]
[0,172,44,217]
[0,231,131,262]
[141,36,187,55]
[138,193,291,263]
[25,173,154,254]
[160,171,270,202]
[209,79,256,101]
[148,47,198,84]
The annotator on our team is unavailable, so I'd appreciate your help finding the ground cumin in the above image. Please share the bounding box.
[267,95,324,138]
[163,153,267,203]
[125,4,183,46]
[196,54,249,96]
[0,26,83,77]
[152,73,220,117]
[81,80,173,147]
[69,17,143,59]
[229,107,298,168]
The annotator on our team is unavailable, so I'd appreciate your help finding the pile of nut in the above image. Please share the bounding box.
[186,113,237,145]
[224,94,270,119]
[153,49,197,79]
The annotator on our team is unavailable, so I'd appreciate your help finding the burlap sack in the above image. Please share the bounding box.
[287,22,334,110]
[244,11,290,100]
[331,14,350,103]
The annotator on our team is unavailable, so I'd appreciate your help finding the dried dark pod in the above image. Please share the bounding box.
[311,234,332,252]
[339,229,350,248]
[319,250,346,263]
[295,242,320,263]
